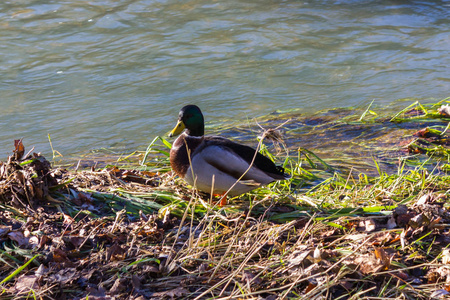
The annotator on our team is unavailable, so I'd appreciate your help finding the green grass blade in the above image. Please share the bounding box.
[0,254,40,285]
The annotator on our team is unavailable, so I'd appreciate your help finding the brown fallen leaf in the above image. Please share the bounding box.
[35,264,48,277]
[413,128,442,139]
[14,274,38,293]
[50,268,78,284]
[287,250,312,268]
[409,213,429,228]
[38,235,50,249]
[85,285,107,298]
[0,225,11,237]
[340,280,354,291]
[242,270,262,287]
[370,232,392,246]
[67,235,85,248]
[429,217,443,229]
[304,280,317,294]
[8,231,29,248]
[14,139,25,161]
[151,287,189,299]
[63,214,74,226]
[110,277,127,295]
[28,235,39,248]
[107,242,127,261]
[131,274,141,291]
[353,254,385,275]
[52,248,72,264]
[427,266,450,283]
[374,246,391,270]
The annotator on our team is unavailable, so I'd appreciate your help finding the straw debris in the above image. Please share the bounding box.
[2,99,450,299]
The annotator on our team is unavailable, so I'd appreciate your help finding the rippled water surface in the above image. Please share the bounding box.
[1,0,449,159]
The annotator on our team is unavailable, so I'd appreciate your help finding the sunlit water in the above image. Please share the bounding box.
[1,0,449,160]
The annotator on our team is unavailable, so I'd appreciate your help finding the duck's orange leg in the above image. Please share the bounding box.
[213,192,228,207]
[219,192,228,207]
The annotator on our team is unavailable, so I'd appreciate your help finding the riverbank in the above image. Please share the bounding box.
[1,99,450,299]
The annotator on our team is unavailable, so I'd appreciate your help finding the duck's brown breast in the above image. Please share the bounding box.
[169,134,203,178]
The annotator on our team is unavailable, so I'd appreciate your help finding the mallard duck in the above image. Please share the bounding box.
[169,105,290,205]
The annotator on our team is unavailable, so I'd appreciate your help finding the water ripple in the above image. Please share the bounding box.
[0,0,448,159]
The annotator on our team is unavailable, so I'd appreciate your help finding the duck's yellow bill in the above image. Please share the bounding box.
[169,120,185,137]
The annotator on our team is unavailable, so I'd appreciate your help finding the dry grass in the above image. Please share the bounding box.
[2,99,450,299]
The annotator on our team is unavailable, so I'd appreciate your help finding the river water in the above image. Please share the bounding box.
[1,0,449,160]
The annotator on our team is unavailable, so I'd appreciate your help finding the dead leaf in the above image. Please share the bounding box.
[287,250,312,267]
[340,280,354,291]
[442,249,450,264]
[110,278,127,295]
[14,139,25,160]
[141,170,157,177]
[8,231,29,248]
[131,274,141,290]
[14,275,38,293]
[400,229,407,249]
[50,268,78,284]
[427,266,450,283]
[28,235,39,248]
[438,104,450,117]
[38,235,50,249]
[374,247,391,270]
[0,225,11,237]
[409,213,429,228]
[242,270,262,286]
[353,254,385,274]
[346,233,367,242]
[386,215,397,229]
[430,217,443,229]
[107,242,126,261]
[304,280,317,294]
[371,232,392,246]
[364,219,377,232]
[430,289,450,298]
[35,264,48,277]
[313,246,322,263]
[67,236,85,248]
[416,193,432,205]
[151,287,189,299]
[52,248,71,264]
[63,214,74,225]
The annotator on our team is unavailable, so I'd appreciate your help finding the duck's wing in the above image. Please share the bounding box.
[195,136,288,181]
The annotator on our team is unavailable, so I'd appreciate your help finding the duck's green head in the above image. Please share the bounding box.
[169,105,205,137]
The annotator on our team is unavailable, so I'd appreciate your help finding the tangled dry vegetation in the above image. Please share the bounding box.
[3,100,450,299]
